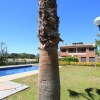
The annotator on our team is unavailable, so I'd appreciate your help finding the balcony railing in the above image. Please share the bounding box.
[68,53,86,55]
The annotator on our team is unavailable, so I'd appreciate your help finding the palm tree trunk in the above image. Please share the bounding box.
[38,45,60,100]
[38,0,62,100]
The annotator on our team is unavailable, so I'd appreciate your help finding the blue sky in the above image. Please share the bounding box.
[0,0,100,54]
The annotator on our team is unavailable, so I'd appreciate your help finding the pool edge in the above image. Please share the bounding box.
[0,70,39,82]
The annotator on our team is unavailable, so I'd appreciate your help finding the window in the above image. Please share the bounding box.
[81,57,86,62]
[89,57,95,62]
[69,48,76,53]
[78,48,86,53]
[61,49,66,52]
[89,48,94,51]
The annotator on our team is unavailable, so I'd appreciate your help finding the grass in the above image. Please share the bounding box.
[4,65,100,100]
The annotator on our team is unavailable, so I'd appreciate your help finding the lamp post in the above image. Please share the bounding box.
[94,17,100,35]
[94,17,100,67]
[93,44,97,68]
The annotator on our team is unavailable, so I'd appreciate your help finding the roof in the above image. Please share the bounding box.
[60,44,96,48]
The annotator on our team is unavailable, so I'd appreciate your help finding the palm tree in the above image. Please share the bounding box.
[38,0,62,100]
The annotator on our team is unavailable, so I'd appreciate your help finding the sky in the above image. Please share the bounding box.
[0,0,100,55]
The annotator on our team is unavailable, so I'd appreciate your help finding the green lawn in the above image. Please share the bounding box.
[4,66,100,100]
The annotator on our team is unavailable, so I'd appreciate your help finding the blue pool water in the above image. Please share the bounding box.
[0,65,38,76]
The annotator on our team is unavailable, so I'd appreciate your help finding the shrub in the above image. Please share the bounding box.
[86,62,94,66]
[70,62,79,66]
[59,56,78,62]
[96,63,100,67]
[59,61,100,67]
[59,61,69,66]
[0,56,8,65]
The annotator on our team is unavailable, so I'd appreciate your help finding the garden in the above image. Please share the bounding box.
[4,65,100,100]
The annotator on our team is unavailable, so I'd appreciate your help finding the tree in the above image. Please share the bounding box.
[36,53,40,63]
[0,42,8,65]
[38,0,62,100]
[95,34,100,55]
[10,53,19,61]
[19,53,27,59]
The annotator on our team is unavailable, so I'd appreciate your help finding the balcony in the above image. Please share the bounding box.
[68,53,86,56]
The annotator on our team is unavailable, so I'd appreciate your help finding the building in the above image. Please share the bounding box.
[60,42,98,62]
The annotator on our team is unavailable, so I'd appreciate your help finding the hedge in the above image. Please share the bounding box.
[59,61,100,67]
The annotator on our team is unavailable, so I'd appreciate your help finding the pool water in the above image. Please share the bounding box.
[0,65,38,76]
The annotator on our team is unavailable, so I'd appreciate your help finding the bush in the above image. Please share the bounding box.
[86,62,94,66]
[59,61,70,66]
[70,62,79,66]
[59,56,78,62]
[0,56,7,65]
[96,63,100,67]
[59,60,100,67]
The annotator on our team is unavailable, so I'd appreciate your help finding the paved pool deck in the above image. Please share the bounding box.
[0,64,39,99]
[0,81,29,100]
[0,64,62,99]
[0,70,39,82]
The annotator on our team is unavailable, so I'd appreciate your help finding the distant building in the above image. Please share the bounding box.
[60,42,98,62]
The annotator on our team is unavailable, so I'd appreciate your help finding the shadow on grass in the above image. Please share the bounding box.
[68,88,100,100]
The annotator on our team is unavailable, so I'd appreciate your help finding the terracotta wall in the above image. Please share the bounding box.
[60,47,98,62]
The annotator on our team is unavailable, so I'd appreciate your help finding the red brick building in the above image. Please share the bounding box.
[60,43,98,62]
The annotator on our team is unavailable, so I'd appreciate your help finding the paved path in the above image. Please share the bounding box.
[0,81,29,100]
[0,65,39,99]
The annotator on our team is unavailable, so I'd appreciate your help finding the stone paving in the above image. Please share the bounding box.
[0,64,60,99]
[0,81,29,100]
[0,65,39,100]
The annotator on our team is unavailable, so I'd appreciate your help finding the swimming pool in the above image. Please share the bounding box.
[0,65,38,76]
